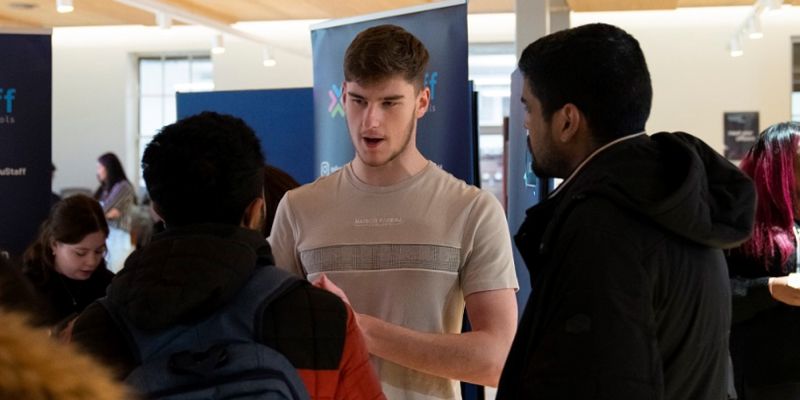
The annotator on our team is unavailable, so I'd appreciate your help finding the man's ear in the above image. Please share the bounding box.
[416,86,430,118]
[242,197,266,231]
[554,103,582,143]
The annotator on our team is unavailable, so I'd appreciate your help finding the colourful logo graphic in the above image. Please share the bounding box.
[327,84,344,118]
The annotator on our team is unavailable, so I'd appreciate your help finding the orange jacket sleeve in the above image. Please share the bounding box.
[335,305,385,400]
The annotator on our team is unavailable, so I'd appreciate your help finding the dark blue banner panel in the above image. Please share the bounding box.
[311,1,474,183]
[176,88,315,185]
[0,33,52,256]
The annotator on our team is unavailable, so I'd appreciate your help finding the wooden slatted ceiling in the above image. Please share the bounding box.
[566,0,771,11]
[0,0,154,27]
[0,0,795,28]
[568,0,679,11]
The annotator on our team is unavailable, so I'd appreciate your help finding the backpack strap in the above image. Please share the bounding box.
[224,265,305,342]
[96,295,145,364]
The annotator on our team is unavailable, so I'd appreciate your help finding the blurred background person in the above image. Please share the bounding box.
[21,195,113,333]
[262,164,300,238]
[94,152,136,272]
[726,121,800,399]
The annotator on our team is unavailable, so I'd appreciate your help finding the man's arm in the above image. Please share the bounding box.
[317,275,516,387]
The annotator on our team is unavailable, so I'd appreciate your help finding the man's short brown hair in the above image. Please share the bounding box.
[343,24,429,90]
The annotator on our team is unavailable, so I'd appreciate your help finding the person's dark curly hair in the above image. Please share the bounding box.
[142,112,265,227]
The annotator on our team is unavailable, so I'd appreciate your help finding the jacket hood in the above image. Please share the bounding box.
[568,132,755,249]
[106,224,273,331]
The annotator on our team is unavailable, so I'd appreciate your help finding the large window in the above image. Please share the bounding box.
[137,55,213,186]
[469,43,516,203]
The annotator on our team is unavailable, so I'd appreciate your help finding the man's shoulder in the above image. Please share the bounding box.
[284,169,345,204]
[420,165,492,203]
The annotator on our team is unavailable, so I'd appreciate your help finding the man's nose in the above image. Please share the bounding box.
[363,104,382,129]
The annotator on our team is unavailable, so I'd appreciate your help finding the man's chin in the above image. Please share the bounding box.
[531,163,547,178]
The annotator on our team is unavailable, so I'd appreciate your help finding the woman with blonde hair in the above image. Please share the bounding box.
[0,310,129,400]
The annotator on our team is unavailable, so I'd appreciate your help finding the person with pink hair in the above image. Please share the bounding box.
[727,121,800,399]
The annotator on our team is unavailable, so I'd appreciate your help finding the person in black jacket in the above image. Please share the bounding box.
[22,194,113,331]
[71,112,383,400]
[496,23,756,399]
[726,121,800,399]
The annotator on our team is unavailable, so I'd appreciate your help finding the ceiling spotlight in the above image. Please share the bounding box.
[55,0,73,13]
[729,37,743,57]
[747,17,763,39]
[211,34,225,55]
[262,47,277,67]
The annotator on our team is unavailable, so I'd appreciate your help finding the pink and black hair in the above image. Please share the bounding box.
[739,121,800,270]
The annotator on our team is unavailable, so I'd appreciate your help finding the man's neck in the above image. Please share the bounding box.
[351,150,428,187]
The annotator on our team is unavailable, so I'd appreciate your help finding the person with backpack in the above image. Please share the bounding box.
[71,112,384,400]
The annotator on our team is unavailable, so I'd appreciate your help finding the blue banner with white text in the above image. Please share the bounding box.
[0,33,52,256]
[310,1,473,183]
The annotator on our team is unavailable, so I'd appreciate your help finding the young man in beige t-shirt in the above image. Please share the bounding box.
[269,24,518,400]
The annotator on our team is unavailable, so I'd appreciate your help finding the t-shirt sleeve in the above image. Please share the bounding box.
[269,192,305,277]
[460,191,518,296]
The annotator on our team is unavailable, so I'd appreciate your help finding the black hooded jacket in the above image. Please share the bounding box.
[71,225,348,379]
[497,132,755,400]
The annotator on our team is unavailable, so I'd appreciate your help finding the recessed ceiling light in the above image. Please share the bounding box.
[8,2,37,10]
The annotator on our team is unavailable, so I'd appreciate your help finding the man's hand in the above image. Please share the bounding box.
[312,273,352,305]
[769,276,800,306]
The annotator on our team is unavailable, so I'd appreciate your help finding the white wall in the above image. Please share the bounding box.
[51,21,316,192]
[465,8,800,151]
[50,7,800,192]
[572,6,800,152]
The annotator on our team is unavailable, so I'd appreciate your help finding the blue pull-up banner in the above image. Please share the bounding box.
[0,32,52,256]
[310,0,473,184]
[176,88,315,185]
